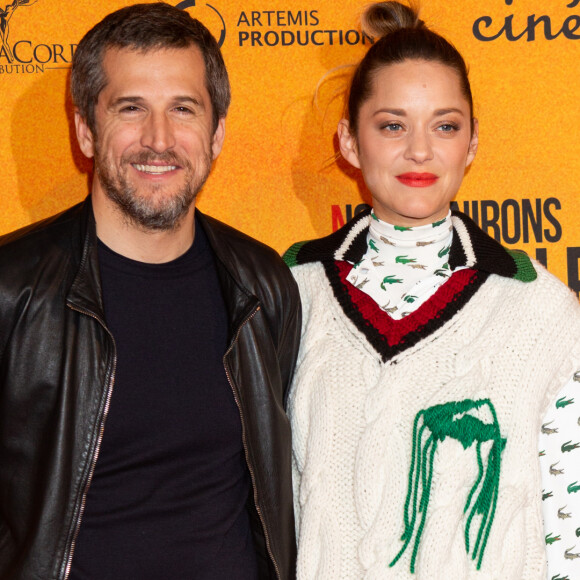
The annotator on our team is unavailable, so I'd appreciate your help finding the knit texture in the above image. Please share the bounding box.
[286,212,580,579]
[285,209,535,284]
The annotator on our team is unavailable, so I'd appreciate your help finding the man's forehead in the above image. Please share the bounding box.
[97,44,209,102]
[102,44,204,67]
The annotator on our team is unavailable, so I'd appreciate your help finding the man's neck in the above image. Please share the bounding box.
[91,194,196,264]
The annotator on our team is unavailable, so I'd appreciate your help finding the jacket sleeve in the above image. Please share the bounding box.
[275,273,302,408]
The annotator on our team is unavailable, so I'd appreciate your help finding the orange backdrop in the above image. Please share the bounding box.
[1,0,579,290]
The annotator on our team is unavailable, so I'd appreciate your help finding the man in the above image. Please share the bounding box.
[0,3,300,579]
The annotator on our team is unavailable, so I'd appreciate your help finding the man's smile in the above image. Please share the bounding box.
[132,163,178,174]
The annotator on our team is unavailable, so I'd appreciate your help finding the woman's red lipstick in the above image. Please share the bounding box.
[396,172,438,187]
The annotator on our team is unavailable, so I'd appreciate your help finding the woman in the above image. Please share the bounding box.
[284,2,580,578]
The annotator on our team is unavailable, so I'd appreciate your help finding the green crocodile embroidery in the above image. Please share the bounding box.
[381,276,403,289]
[437,244,451,258]
[394,225,413,232]
[369,239,379,252]
[395,255,417,265]
[552,574,570,580]
[539,450,546,457]
[576,527,580,537]
[562,441,580,453]
[546,533,561,544]
[371,212,380,221]
[389,399,505,573]
[556,396,574,409]
[543,490,553,500]
[432,218,446,227]
[403,295,418,304]
[567,481,580,494]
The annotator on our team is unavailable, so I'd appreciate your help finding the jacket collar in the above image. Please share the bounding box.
[196,209,262,334]
[67,197,107,321]
[66,200,261,332]
[285,208,536,282]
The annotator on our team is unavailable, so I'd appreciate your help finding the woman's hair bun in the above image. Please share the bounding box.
[362,1,425,38]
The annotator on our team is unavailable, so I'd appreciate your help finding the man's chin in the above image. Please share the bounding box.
[103,186,195,232]
[123,199,196,232]
[96,160,208,232]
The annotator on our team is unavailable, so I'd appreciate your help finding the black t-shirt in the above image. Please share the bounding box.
[69,223,258,579]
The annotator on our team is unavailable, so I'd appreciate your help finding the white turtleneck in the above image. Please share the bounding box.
[345,211,464,319]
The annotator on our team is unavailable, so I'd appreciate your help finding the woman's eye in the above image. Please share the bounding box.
[437,123,458,132]
[382,122,403,132]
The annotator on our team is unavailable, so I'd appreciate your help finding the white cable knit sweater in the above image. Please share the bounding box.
[284,210,580,580]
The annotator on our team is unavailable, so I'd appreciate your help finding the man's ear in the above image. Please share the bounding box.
[211,117,226,160]
[337,119,360,169]
[466,118,479,168]
[75,110,95,159]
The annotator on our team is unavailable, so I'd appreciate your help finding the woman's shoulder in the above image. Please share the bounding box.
[518,258,579,308]
[283,210,372,269]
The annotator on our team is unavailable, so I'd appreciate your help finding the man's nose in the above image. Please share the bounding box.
[140,112,176,153]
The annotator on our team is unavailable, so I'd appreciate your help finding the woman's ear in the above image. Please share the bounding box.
[337,119,361,169]
[466,118,479,167]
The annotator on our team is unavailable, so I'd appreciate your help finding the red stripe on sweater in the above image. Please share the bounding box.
[336,262,478,347]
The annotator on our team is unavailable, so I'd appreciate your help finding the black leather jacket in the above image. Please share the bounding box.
[0,199,301,580]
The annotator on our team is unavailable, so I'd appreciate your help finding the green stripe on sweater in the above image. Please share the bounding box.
[283,241,307,268]
[507,249,537,282]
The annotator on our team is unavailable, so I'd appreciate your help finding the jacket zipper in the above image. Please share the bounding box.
[61,305,117,580]
[223,305,281,580]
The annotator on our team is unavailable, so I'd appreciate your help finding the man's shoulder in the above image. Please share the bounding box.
[0,203,84,251]
[198,211,278,255]
[0,202,86,278]
[197,211,288,273]
[197,210,299,304]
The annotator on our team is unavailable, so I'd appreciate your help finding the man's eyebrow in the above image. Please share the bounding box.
[110,96,146,107]
[172,96,205,109]
[110,96,205,108]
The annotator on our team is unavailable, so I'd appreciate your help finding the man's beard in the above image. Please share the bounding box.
[94,147,212,231]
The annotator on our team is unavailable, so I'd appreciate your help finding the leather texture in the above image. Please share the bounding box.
[0,198,301,580]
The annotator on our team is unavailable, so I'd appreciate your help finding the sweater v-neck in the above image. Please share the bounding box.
[285,209,536,362]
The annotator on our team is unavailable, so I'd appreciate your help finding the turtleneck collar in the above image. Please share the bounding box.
[368,211,452,246]
[345,211,457,319]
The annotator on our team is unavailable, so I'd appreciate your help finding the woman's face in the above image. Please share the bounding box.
[339,59,478,226]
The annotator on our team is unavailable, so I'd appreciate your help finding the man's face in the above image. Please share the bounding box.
[75,45,225,231]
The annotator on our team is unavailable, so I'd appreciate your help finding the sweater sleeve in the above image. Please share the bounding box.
[539,370,580,578]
